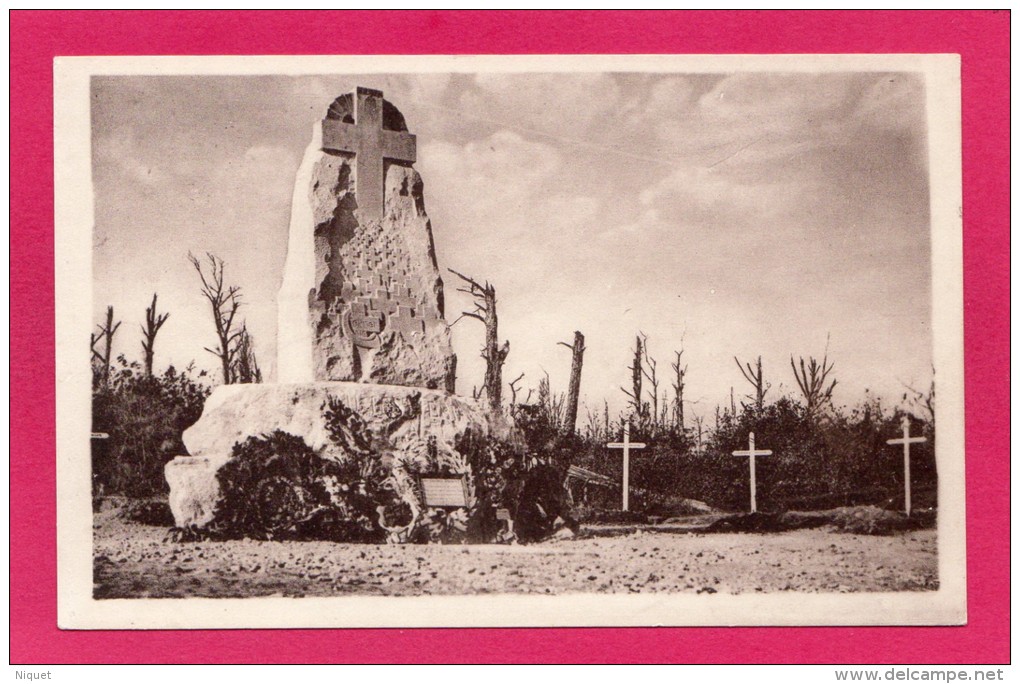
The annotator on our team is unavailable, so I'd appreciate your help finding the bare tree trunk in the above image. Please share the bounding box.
[603,400,609,439]
[671,349,687,433]
[735,355,768,410]
[622,335,644,424]
[677,381,685,432]
[482,288,507,413]
[189,252,244,385]
[641,334,658,434]
[791,334,837,418]
[632,336,642,419]
[558,331,585,435]
[508,372,525,419]
[449,269,508,415]
[91,305,121,387]
[140,293,169,377]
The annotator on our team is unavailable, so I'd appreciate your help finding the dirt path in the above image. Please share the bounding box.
[93,513,938,598]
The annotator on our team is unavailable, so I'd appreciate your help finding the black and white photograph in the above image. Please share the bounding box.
[54,54,964,628]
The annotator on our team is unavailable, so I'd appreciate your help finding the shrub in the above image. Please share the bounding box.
[212,430,385,542]
[91,358,211,498]
[556,394,936,516]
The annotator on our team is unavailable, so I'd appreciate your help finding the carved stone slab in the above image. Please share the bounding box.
[277,88,457,391]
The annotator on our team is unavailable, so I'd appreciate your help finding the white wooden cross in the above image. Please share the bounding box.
[732,432,772,513]
[886,417,927,516]
[607,421,646,512]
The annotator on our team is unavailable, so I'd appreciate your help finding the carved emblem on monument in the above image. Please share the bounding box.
[342,307,385,349]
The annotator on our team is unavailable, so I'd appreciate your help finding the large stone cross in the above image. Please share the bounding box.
[321,87,416,222]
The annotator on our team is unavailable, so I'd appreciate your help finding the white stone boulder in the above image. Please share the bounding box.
[165,381,515,529]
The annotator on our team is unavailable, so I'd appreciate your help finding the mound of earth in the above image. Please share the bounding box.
[705,506,936,536]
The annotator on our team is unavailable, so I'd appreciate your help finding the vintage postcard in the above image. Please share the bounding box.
[54,53,964,629]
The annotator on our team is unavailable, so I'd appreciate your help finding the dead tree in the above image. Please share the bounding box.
[449,268,508,414]
[735,355,769,410]
[508,372,525,406]
[671,349,687,433]
[189,252,244,385]
[507,372,525,419]
[91,305,121,386]
[584,403,610,443]
[140,293,170,377]
[537,372,566,427]
[231,324,262,384]
[692,413,705,453]
[640,333,660,434]
[791,350,837,417]
[903,364,936,429]
[557,331,586,435]
[621,335,644,426]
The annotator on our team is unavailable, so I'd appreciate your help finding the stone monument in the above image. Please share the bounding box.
[278,87,456,391]
[165,88,513,539]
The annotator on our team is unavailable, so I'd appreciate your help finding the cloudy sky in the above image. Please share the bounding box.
[91,70,932,420]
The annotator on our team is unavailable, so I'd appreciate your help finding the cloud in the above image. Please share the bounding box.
[420,129,606,310]
[417,128,607,394]
[634,73,916,171]
[852,73,927,135]
[391,73,454,106]
[289,76,336,104]
[623,75,697,129]
[463,73,623,138]
[93,130,170,187]
[638,164,800,225]
[422,129,562,207]
[698,72,859,125]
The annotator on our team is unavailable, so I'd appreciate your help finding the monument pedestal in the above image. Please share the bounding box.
[165,382,517,530]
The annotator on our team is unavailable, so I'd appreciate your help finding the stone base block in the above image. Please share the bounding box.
[165,382,514,530]
[165,454,231,528]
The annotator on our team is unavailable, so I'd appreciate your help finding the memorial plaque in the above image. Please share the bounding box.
[421,476,469,508]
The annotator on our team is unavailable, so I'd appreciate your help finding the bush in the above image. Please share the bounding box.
[702,397,936,513]
[212,430,385,542]
[497,404,578,539]
[554,394,936,516]
[91,358,211,498]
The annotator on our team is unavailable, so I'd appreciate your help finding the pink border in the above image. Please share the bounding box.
[11,11,1008,664]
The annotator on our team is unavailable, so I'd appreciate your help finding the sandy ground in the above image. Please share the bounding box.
[93,512,938,598]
